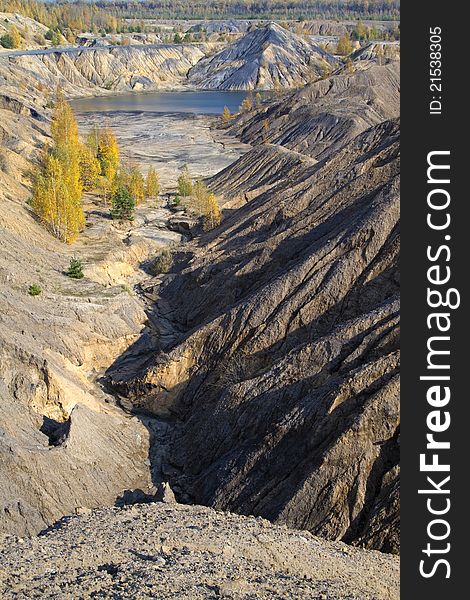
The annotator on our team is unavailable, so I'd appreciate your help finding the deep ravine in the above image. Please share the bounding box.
[0,100,249,536]
[76,108,249,507]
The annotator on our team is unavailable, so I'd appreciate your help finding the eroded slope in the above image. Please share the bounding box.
[0,43,205,100]
[0,154,155,535]
[108,117,400,553]
[188,22,339,90]
[223,62,399,160]
[0,91,162,536]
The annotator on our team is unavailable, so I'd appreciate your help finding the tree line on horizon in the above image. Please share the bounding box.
[93,0,400,22]
[0,0,145,40]
[0,0,399,42]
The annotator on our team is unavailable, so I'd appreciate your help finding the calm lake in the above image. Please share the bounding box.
[71,90,250,115]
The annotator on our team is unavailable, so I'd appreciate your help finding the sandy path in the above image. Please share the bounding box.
[75,110,250,189]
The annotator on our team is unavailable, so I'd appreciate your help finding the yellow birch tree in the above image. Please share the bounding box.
[222,106,231,123]
[203,193,221,231]
[128,165,145,204]
[31,97,84,243]
[97,127,119,182]
[78,143,101,190]
[32,154,83,243]
[146,167,160,199]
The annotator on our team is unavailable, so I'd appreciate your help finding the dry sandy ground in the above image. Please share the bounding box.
[74,111,250,188]
[0,503,399,600]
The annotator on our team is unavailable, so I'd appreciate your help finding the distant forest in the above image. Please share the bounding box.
[95,1,400,21]
[0,0,400,30]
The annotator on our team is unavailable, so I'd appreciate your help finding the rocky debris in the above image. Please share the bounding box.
[352,41,400,63]
[188,22,339,90]
[188,19,252,34]
[167,212,199,235]
[108,115,400,554]
[115,487,160,507]
[76,33,163,47]
[223,62,399,161]
[0,502,399,599]
[302,19,399,37]
[115,481,176,507]
[158,481,177,503]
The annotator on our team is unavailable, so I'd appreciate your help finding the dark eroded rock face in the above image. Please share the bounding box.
[224,62,400,161]
[111,116,400,553]
[188,22,339,90]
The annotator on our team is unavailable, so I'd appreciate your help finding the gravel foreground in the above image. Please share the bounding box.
[0,503,399,599]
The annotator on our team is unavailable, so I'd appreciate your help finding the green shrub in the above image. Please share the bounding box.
[67,257,84,279]
[28,283,42,296]
[0,25,21,49]
[45,29,63,46]
[0,33,15,49]
[177,165,193,197]
[111,186,135,221]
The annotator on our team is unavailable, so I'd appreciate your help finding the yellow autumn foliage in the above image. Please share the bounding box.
[97,128,119,182]
[128,166,145,204]
[222,106,231,123]
[51,95,80,149]
[203,193,221,231]
[32,97,85,243]
[78,143,101,191]
[146,167,160,199]
[32,153,84,243]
